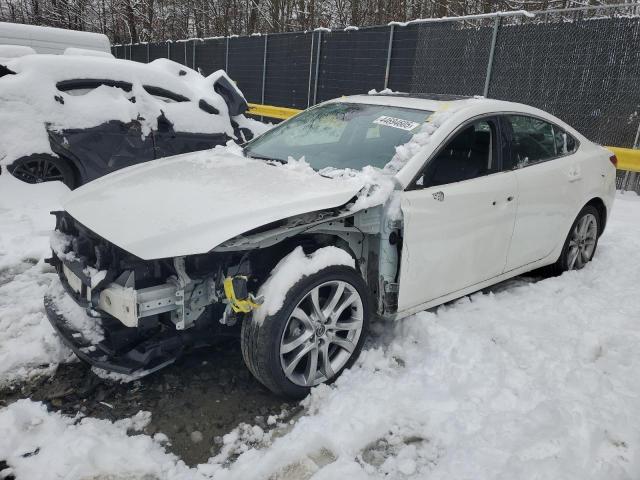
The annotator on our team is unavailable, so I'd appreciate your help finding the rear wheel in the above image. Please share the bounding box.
[10,154,76,189]
[552,205,600,274]
[241,266,370,398]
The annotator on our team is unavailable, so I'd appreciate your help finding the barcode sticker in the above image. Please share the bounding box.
[373,116,420,131]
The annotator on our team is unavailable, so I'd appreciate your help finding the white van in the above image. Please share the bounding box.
[0,22,111,55]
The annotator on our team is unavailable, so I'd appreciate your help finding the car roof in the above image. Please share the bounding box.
[330,93,578,133]
[1,54,216,105]
[329,93,482,112]
[371,92,473,102]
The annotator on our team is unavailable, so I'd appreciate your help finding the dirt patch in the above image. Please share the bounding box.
[0,339,293,466]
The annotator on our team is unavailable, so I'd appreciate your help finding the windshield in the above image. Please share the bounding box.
[244,102,432,171]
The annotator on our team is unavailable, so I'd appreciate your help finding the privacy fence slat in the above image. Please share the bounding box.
[113,5,640,148]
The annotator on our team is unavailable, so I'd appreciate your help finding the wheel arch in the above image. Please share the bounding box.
[60,153,83,189]
[250,232,363,281]
[8,152,80,189]
[585,197,607,235]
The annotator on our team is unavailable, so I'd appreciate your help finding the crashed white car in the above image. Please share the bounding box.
[45,94,617,398]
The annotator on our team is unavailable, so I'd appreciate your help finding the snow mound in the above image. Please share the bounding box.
[63,47,114,58]
[255,246,356,323]
[383,105,466,174]
[0,400,194,480]
[279,100,471,215]
[0,174,71,386]
[0,44,36,59]
[321,165,399,214]
[46,277,104,343]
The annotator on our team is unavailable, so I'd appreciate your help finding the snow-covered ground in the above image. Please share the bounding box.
[0,174,72,385]
[1,171,640,479]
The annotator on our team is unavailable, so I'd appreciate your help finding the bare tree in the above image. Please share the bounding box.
[0,0,627,43]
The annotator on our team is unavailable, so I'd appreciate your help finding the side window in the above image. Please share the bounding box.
[142,86,189,103]
[554,128,578,155]
[508,115,563,167]
[415,119,496,188]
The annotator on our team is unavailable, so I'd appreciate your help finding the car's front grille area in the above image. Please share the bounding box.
[53,211,124,273]
[50,211,176,294]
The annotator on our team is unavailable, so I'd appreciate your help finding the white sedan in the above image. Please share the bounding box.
[44,94,617,398]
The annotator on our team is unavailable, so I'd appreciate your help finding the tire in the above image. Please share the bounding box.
[9,154,76,189]
[551,205,601,275]
[241,265,370,399]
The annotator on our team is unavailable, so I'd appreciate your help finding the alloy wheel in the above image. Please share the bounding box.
[279,280,364,387]
[566,213,598,270]
[12,158,66,184]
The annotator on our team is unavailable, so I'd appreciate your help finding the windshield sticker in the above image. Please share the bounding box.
[373,116,420,131]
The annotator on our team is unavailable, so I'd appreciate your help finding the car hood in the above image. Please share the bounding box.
[62,149,363,260]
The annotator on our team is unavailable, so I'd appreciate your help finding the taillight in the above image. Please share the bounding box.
[609,154,618,168]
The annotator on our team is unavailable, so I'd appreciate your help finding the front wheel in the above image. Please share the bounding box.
[241,266,370,398]
[552,205,600,274]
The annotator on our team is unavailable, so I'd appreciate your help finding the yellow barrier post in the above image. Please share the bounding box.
[605,146,640,173]
[247,103,302,120]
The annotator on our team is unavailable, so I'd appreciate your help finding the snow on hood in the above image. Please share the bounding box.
[62,146,365,260]
[0,54,248,166]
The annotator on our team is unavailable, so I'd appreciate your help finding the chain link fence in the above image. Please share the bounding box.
[617,171,640,192]
[489,8,640,149]
[409,17,495,96]
[113,3,640,193]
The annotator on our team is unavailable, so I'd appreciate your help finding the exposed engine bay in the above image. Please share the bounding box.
[45,205,402,375]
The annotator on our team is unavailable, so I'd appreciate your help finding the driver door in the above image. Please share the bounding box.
[397,117,518,312]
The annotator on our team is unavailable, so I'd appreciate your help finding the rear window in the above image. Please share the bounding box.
[56,80,190,103]
[56,79,133,96]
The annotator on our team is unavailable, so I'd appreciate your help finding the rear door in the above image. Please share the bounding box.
[51,79,155,182]
[147,87,229,158]
[501,115,583,271]
[397,117,518,311]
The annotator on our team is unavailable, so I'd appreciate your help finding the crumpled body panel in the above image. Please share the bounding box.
[47,119,230,184]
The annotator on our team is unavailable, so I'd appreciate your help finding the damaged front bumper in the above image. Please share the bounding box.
[44,212,231,375]
[44,274,195,375]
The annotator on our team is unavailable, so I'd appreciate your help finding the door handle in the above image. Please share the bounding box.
[507,196,514,202]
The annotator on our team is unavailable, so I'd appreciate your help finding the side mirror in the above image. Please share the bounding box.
[209,71,248,117]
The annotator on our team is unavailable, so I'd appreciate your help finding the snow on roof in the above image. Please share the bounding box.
[0,44,36,59]
[0,22,110,54]
[328,93,479,113]
[63,47,114,58]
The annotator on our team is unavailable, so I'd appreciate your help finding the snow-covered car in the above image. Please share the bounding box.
[44,94,616,398]
[0,54,259,188]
